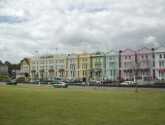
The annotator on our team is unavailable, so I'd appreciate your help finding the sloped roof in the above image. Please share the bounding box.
[136,47,153,54]
[120,48,136,55]
[155,46,165,53]
[20,58,31,65]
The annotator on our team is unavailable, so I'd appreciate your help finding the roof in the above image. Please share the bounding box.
[20,58,31,65]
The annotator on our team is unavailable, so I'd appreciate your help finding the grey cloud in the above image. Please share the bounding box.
[0,0,165,63]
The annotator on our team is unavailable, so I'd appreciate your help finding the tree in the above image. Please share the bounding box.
[4,61,20,78]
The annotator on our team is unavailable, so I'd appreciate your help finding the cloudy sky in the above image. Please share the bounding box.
[0,0,165,63]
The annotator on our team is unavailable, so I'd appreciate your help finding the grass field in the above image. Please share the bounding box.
[0,85,165,125]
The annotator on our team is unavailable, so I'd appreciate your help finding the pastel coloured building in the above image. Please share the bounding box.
[119,49,136,81]
[105,50,119,81]
[136,47,155,80]
[90,52,106,80]
[78,53,91,81]
[155,47,165,80]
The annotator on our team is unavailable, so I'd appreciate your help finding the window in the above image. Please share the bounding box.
[141,55,144,59]
[49,65,53,69]
[153,62,155,67]
[124,62,127,68]
[160,54,162,58]
[159,61,162,67]
[163,61,165,67]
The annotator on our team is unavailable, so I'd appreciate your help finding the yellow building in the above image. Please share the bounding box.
[78,53,91,81]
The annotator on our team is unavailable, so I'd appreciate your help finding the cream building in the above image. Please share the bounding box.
[20,58,31,80]
[30,54,67,80]
[67,54,79,80]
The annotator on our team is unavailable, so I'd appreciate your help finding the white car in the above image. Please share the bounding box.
[52,81,68,88]
[120,81,136,85]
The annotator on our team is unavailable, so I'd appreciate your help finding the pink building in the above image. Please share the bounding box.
[155,47,165,80]
[136,47,155,80]
[119,49,136,81]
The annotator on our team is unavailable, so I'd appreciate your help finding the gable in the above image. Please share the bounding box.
[155,47,165,53]
[120,49,135,55]
[136,47,152,54]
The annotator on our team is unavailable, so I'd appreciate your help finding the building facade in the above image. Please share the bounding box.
[31,55,54,80]
[105,50,119,81]
[20,58,31,75]
[0,63,8,75]
[67,54,79,80]
[54,54,67,80]
[78,53,91,81]
[21,47,165,82]
[119,49,136,81]
[90,52,106,80]
[136,48,155,80]
[155,47,165,80]
[30,54,67,80]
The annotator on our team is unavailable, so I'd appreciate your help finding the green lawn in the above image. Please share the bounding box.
[0,85,165,125]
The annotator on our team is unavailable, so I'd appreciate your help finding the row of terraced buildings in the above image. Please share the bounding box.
[20,47,165,81]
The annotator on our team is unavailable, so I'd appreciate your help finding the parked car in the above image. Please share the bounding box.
[6,79,17,85]
[120,81,136,85]
[40,80,53,84]
[88,80,102,85]
[64,79,75,83]
[30,80,40,84]
[51,80,68,88]
[64,79,82,84]
[102,80,112,84]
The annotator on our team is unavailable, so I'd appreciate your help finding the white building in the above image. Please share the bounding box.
[31,55,53,80]
[105,50,119,81]
[67,54,79,80]
[30,54,67,81]
[54,54,67,79]
[155,47,165,80]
